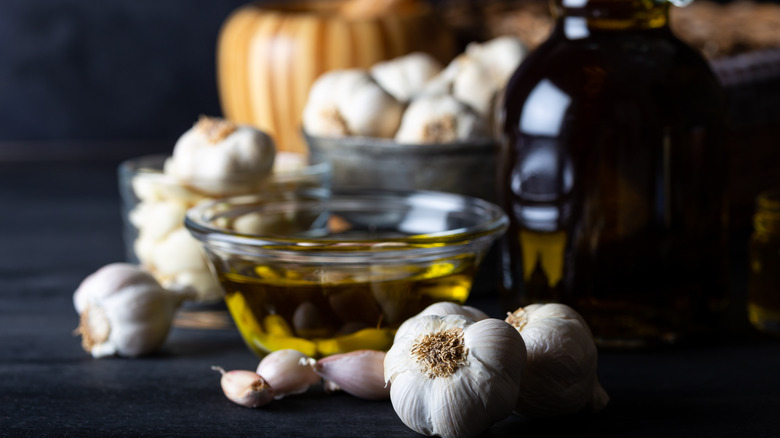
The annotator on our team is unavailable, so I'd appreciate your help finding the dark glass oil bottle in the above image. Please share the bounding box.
[498,0,729,347]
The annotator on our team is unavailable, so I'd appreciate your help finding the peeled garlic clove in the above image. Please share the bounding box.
[506,303,609,418]
[171,269,222,303]
[394,94,486,144]
[314,350,389,401]
[129,200,188,241]
[256,349,320,399]
[150,228,207,276]
[73,263,195,358]
[212,366,274,408]
[415,302,489,321]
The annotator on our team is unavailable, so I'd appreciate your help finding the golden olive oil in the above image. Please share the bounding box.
[217,256,476,358]
[748,190,780,336]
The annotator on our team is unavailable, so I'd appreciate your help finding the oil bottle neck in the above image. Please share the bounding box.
[552,0,670,32]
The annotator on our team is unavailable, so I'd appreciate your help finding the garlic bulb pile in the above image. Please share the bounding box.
[73,263,195,358]
[384,314,526,438]
[302,36,527,144]
[506,303,610,418]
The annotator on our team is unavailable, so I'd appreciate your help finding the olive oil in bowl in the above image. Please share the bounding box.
[186,190,507,357]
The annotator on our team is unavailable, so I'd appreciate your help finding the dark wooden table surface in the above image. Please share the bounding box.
[1,151,779,437]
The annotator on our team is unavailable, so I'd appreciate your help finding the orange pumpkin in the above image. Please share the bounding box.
[216,0,456,154]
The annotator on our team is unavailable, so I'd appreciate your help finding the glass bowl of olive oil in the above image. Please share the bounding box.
[184,189,508,357]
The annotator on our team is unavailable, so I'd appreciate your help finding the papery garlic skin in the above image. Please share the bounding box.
[302,69,404,138]
[73,263,194,358]
[212,366,275,408]
[370,52,443,103]
[385,314,526,438]
[506,303,609,418]
[464,36,527,90]
[165,116,276,195]
[315,350,389,400]
[395,94,486,144]
[256,349,320,399]
[415,302,489,321]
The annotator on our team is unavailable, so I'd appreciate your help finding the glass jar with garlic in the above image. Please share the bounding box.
[119,116,331,306]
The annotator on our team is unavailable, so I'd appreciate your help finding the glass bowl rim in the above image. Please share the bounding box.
[118,152,331,184]
[184,188,509,251]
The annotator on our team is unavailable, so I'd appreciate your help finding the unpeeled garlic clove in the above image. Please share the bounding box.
[314,350,389,400]
[506,303,609,418]
[212,366,274,408]
[256,349,321,399]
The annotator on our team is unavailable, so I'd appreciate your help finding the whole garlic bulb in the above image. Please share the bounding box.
[384,314,526,438]
[464,36,527,90]
[73,263,195,358]
[394,94,485,144]
[370,52,443,103]
[415,301,489,321]
[506,303,609,418]
[302,69,404,138]
[164,115,276,196]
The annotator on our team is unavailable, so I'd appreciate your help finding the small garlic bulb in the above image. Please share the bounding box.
[212,366,275,408]
[302,69,404,138]
[164,115,276,196]
[370,52,443,103]
[384,314,527,438]
[506,303,609,418]
[394,94,486,144]
[314,350,389,400]
[73,263,195,358]
[255,349,321,399]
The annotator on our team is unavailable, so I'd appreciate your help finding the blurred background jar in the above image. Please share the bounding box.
[216,0,456,155]
[748,189,780,336]
[497,0,730,348]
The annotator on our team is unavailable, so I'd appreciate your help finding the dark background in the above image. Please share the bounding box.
[0,0,249,147]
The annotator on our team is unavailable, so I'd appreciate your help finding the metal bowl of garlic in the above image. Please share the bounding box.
[305,133,499,203]
[184,189,508,358]
[118,152,331,305]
